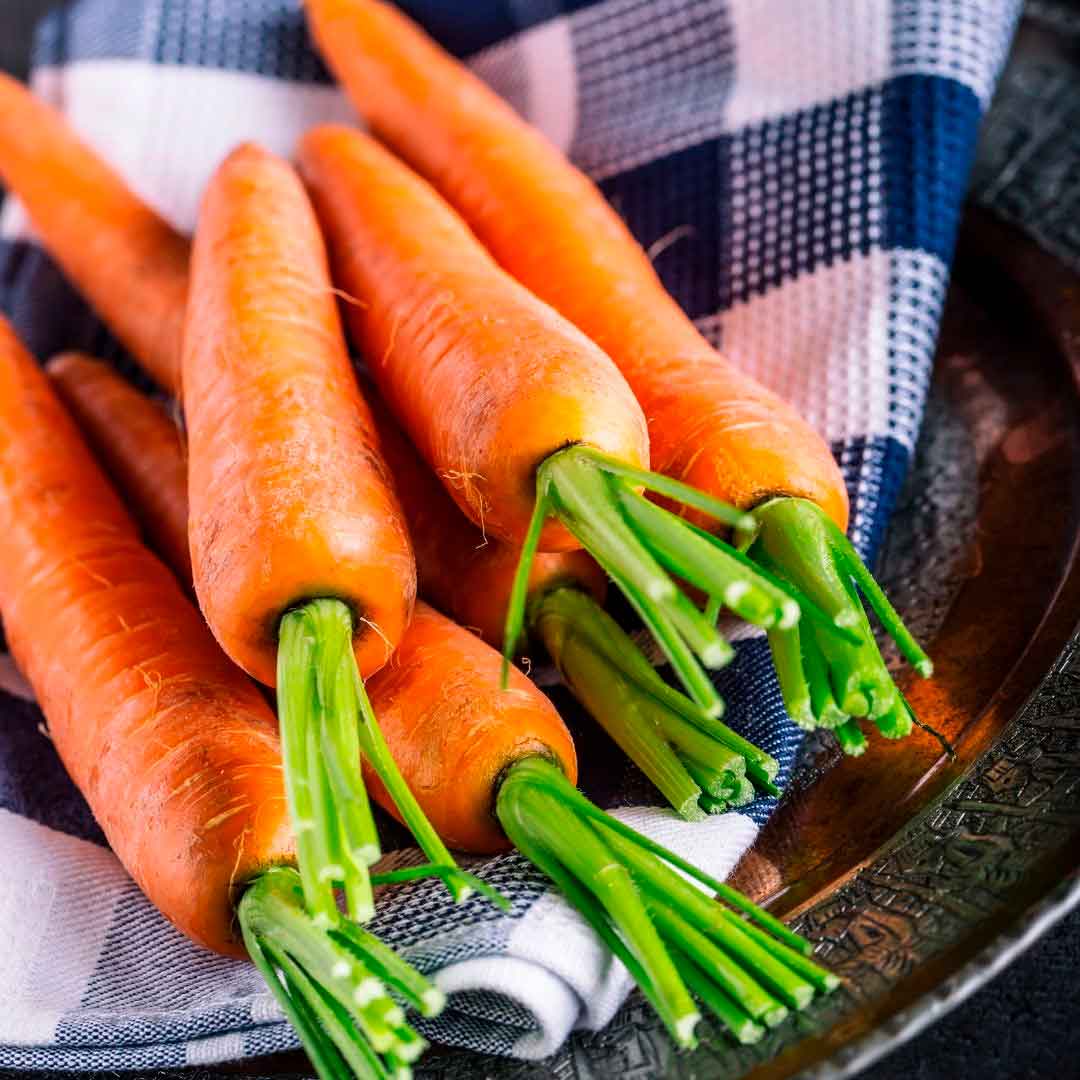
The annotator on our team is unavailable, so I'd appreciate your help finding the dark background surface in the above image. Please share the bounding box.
[1,0,1078,1077]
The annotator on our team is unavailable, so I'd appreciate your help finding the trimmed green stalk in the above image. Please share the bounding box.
[238,867,441,1080]
[277,599,494,921]
[503,446,835,716]
[749,497,933,754]
[532,585,780,819]
[495,757,837,1051]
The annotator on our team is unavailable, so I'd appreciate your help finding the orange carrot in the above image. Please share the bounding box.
[364,603,576,854]
[48,352,192,585]
[0,73,188,390]
[183,142,413,686]
[303,0,934,752]
[299,125,805,723]
[183,141,485,929]
[0,315,290,955]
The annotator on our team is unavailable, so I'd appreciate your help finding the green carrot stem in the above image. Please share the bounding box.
[281,599,481,910]
[501,482,551,683]
[572,446,756,533]
[766,626,815,731]
[544,455,727,711]
[616,490,797,629]
[242,919,351,1080]
[534,586,778,794]
[597,825,814,1009]
[333,920,446,1017]
[239,868,439,1080]
[658,706,746,781]
[801,627,850,729]
[532,585,780,817]
[610,566,727,715]
[732,777,757,806]
[678,954,766,1044]
[368,865,509,911]
[723,913,839,994]
[698,793,731,815]
[683,518,862,646]
[270,945,390,1080]
[494,757,833,1049]
[750,497,932,755]
[824,514,933,676]
[277,611,339,927]
[704,594,723,626]
[498,761,701,1046]
[835,718,869,756]
[497,758,701,1047]
[649,905,787,1025]
[680,755,736,802]
[534,590,704,818]
[518,768,808,955]
[503,444,785,714]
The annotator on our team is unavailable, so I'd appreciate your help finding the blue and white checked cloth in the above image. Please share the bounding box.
[0,0,1019,1070]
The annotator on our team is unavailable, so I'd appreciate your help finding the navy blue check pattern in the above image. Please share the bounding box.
[0,0,1019,1068]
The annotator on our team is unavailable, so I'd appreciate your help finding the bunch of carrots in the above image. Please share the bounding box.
[0,1,936,1075]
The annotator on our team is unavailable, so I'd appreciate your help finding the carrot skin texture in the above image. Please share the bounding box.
[0,73,189,392]
[368,394,606,646]
[48,352,193,587]
[304,0,849,531]
[183,143,415,686]
[0,319,292,957]
[364,602,578,854]
[296,125,649,551]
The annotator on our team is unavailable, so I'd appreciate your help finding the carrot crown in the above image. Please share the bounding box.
[276,598,501,923]
[502,445,855,718]
[745,497,935,755]
[495,756,838,1050]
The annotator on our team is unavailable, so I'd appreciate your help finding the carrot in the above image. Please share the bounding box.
[370,394,781,819]
[183,142,481,925]
[43,350,837,1055]
[0,317,447,1079]
[298,125,825,724]
[303,0,933,751]
[0,73,188,391]
[48,352,192,585]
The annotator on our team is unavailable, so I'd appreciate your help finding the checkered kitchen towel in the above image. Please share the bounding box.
[0,0,1018,1070]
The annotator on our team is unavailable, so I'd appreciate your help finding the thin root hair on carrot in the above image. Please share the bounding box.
[747,497,934,756]
[494,757,837,1051]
